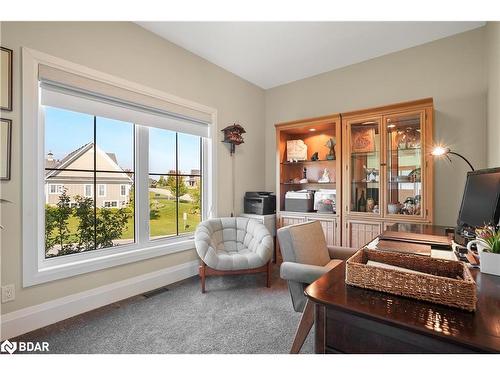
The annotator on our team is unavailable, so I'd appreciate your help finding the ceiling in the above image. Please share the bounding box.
[137,22,485,89]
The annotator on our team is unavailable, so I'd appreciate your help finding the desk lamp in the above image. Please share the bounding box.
[431,146,475,171]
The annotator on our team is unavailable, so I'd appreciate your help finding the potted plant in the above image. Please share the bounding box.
[468,226,500,276]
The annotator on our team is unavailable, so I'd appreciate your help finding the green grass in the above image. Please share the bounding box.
[52,196,200,246]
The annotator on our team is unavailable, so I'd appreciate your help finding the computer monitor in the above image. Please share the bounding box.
[457,167,500,228]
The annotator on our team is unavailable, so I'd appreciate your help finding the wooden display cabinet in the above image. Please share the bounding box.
[341,98,434,247]
[275,115,342,247]
[274,98,434,250]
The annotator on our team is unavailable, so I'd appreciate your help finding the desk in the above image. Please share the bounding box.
[305,224,500,353]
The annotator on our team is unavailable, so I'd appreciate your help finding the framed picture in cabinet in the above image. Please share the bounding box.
[351,127,375,153]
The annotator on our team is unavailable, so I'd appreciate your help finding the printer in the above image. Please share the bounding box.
[244,192,276,215]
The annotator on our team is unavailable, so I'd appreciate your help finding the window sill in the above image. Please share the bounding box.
[24,236,196,287]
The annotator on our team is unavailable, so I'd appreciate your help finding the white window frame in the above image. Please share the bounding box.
[22,48,217,287]
[98,184,107,197]
[120,184,127,197]
[84,184,93,198]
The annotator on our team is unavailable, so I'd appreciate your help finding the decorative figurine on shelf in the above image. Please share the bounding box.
[325,138,336,160]
[366,198,375,212]
[311,152,319,161]
[318,168,331,183]
[387,202,402,214]
[221,123,246,155]
[401,197,416,215]
[409,167,421,183]
[299,167,308,183]
[363,165,379,182]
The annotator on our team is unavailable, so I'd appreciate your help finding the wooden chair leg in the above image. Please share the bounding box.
[266,261,272,288]
[290,299,314,354]
[273,238,277,264]
[199,263,206,293]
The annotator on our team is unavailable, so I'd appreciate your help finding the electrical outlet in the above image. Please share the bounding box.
[1,284,15,303]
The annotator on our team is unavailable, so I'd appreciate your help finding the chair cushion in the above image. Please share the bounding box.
[288,221,330,266]
[194,217,273,270]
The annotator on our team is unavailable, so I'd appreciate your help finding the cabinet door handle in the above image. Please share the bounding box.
[380,163,387,166]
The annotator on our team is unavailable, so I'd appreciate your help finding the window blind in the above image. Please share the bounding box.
[39,64,211,138]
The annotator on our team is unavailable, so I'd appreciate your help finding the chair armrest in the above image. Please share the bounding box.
[328,246,357,261]
[280,261,333,284]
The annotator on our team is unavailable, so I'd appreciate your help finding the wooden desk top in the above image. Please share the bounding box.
[305,224,500,353]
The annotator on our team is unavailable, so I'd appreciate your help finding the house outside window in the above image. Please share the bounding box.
[22,49,215,286]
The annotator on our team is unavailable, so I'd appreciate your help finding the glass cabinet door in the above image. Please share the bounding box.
[385,112,424,217]
[348,119,381,215]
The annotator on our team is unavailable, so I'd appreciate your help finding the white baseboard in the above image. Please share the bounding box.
[0,260,199,340]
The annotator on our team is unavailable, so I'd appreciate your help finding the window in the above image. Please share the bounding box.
[49,184,63,194]
[84,184,93,197]
[104,200,118,208]
[23,49,215,286]
[149,129,202,239]
[98,184,107,197]
[120,184,127,197]
[44,107,135,258]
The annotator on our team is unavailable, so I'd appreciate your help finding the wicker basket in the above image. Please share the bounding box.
[345,248,477,311]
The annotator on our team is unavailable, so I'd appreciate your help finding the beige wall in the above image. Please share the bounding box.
[265,27,488,227]
[486,22,500,167]
[0,22,265,314]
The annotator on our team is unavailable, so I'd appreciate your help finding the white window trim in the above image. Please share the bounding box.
[22,48,217,287]
[120,184,127,197]
[98,184,107,198]
[84,184,93,198]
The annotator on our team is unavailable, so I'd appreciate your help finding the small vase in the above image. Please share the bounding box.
[480,251,500,277]
[468,239,500,277]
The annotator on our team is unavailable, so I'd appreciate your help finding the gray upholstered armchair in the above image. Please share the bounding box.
[277,220,356,353]
[194,217,274,293]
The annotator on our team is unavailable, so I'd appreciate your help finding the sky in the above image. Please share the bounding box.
[44,106,201,174]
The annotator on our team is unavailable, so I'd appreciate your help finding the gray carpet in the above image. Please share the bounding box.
[17,267,313,354]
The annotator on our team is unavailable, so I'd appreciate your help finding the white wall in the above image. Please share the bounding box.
[265,27,487,226]
[0,22,265,314]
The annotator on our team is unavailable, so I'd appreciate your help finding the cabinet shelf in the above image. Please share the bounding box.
[388,180,421,184]
[281,182,336,186]
[390,147,421,153]
[351,151,379,157]
[281,159,337,166]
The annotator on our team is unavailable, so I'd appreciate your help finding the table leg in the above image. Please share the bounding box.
[314,303,326,354]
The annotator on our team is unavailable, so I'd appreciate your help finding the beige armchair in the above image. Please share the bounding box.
[277,220,356,353]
